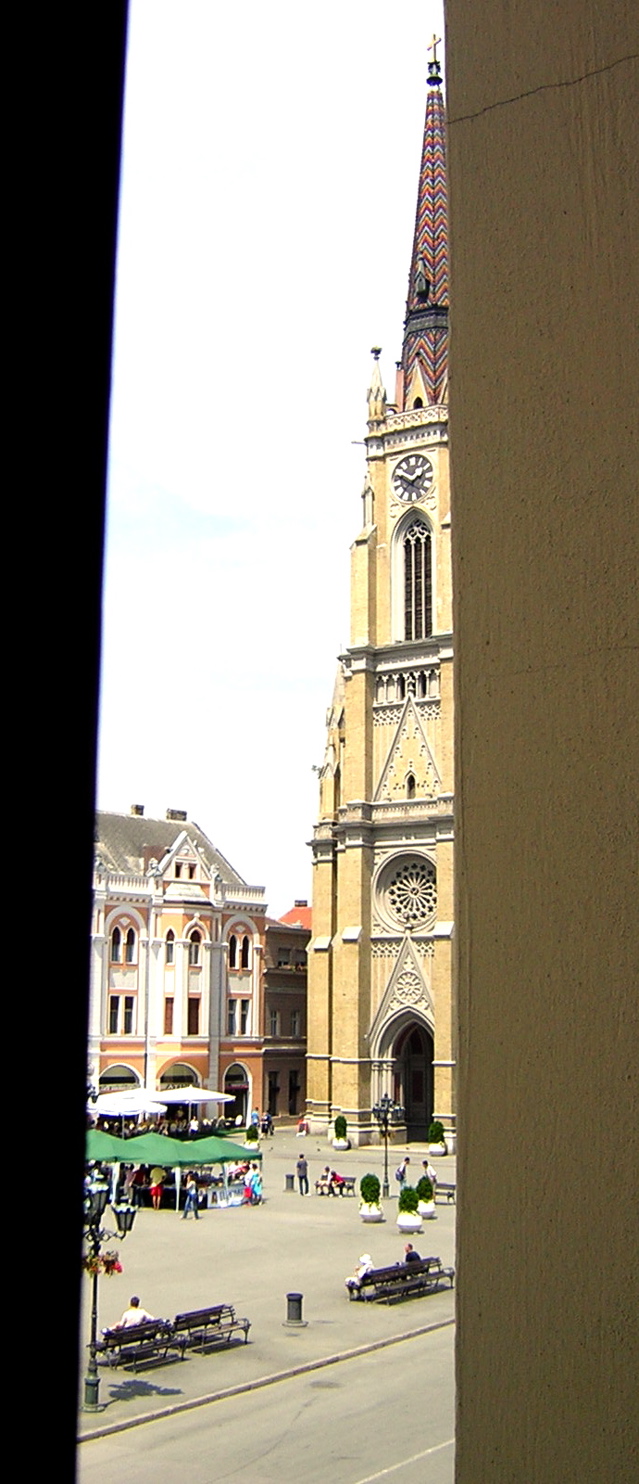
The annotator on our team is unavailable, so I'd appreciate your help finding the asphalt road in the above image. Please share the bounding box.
[77,1325,455,1484]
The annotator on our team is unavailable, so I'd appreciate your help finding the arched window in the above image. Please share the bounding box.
[241,935,250,970]
[124,928,136,964]
[111,926,121,963]
[229,934,237,970]
[406,773,416,800]
[188,930,201,966]
[404,519,432,640]
[165,930,175,965]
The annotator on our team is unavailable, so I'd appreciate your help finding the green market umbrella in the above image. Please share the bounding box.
[86,1129,129,1163]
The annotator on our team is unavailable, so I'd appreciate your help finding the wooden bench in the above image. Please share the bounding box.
[171,1304,251,1355]
[434,1182,456,1203]
[349,1256,455,1304]
[96,1318,178,1371]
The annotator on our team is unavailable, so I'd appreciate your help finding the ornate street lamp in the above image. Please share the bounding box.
[372,1092,405,1198]
[82,1183,137,1411]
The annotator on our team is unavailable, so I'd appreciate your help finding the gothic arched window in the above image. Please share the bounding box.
[404,519,432,640]
[165,930,175,964]
[124,927,136,964]
[111,926,121,962]
[241,935,251,970]
[188,930,201,966]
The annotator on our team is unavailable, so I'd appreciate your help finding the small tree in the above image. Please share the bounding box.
[245,1124,259,1143]
[416,1176,434,1203]
[360,1173,381,1206]
[334,1114,347,1141]
[428,1120,445,1143]
[398,1184,420,1214]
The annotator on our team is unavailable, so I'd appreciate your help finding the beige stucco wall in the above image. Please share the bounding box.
[447,3,638,1479]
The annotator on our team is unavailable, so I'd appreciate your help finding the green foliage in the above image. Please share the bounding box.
[360,1173,381,1205]
[398,1184,420,1214]
[416,1176,434,1202]
[334,1115,348,1140]
[245,1124,259,1142]
[428,1120,445,1143]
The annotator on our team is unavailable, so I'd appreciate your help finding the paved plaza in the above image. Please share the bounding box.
[78,1132,456,1478]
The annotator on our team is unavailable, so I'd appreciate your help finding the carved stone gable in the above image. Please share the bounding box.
[375,696,441,801]
[369,934,434,1048]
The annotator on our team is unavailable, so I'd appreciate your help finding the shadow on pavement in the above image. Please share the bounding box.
[107,1379,184,1405]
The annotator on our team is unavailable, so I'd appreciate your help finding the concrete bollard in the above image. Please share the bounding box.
[283,1291,307,1328]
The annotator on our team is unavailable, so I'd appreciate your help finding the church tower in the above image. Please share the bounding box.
[307,46,455,1146]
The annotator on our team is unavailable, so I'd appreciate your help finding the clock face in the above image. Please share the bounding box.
[392,453,434,502]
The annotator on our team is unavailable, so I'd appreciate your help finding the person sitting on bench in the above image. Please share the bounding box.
[115,1295,154,1329]
[345,1254,374,1295]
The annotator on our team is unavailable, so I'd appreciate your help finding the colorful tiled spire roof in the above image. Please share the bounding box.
[399,43,448,408]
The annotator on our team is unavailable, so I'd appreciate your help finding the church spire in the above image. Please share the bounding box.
[398,38,448,410]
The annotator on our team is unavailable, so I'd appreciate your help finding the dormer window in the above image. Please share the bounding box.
[175,862,183,879]
[188,863,196,880]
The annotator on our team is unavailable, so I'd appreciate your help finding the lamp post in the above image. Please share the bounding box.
[372,1092,405,1199]
[83,1183,137,1411]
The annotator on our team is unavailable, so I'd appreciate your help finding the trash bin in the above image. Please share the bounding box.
[284,1173,295,1192]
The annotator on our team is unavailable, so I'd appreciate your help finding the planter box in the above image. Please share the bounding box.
[359,1205,385,1222]
[396,1212,423,1234]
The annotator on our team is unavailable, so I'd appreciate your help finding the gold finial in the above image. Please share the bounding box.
[428,34,441,63]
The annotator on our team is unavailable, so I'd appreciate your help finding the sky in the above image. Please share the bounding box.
[98,0,446,918]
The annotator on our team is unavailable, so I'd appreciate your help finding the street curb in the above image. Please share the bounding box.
[78,1316,455,1442]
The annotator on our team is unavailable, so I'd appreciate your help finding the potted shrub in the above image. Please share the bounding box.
[428,1119,447,1156]
[359,1172,384,1222]
[244,1124,260,1148]
[332,1114,350,1151]
[416,1175,436,1220]
[396,1184,423,1233]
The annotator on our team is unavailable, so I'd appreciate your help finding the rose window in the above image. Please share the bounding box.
[386,859,437,928]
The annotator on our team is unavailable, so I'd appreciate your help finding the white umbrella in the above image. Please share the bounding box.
[93,1093,168,1117]
[156,1088,234,1105]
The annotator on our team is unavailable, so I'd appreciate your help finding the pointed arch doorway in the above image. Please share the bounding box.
[391,1021,434,1141]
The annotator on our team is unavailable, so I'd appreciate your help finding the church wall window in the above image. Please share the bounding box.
[406,773,416,800]
[111,927,121,963]
[229,935,237,970]
[241,935,251,970]
[188,930,201,967]
[165,931,175,965]
[124,928,136,964]
[123,996,134,1035]
[228,999,237,1036]
[240,999,250,1035]
[108,996,119,1034]
[404,519,432,640]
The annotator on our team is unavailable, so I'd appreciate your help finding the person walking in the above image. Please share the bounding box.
[296,1153,309,1195]
[422,1157,437,1198]
[395,1156,410,1189]
[182,1172,200,1220]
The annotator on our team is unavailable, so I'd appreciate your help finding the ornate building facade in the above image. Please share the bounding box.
[89,806,268,1121]
[307,52,455,1145]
